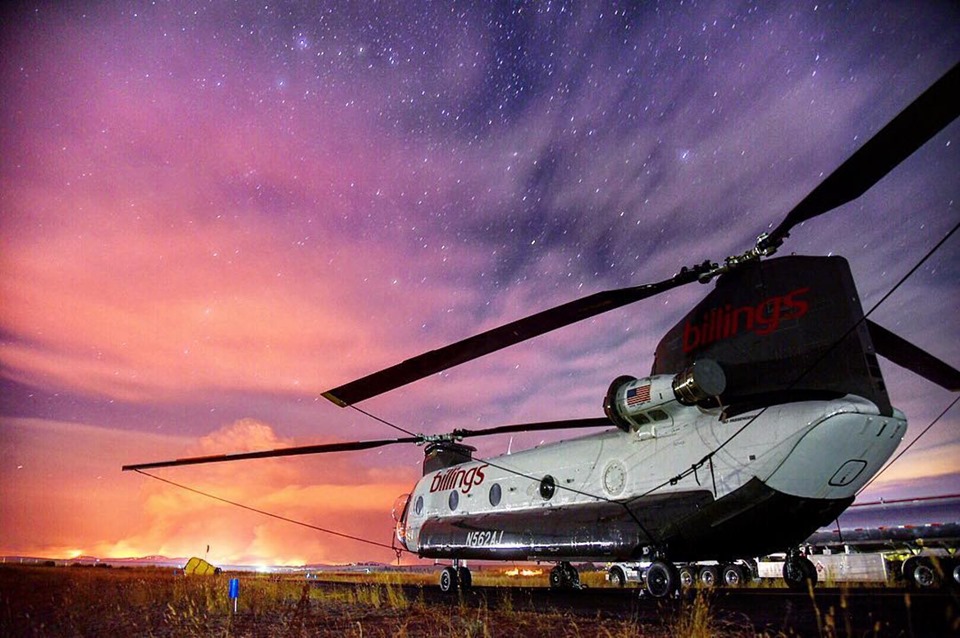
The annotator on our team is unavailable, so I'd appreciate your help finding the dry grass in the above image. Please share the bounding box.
[0,564,837,637]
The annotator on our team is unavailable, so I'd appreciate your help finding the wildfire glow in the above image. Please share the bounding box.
[505,568,543,577]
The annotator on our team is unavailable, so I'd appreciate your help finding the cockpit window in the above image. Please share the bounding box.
[648,409,670,422]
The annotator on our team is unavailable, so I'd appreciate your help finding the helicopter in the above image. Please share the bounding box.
[125,62,959,598]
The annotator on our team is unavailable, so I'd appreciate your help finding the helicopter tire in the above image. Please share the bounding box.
[457,566,472,590]
[646,560,679,598]
[564,563,581,589]
[439,566,459,593]
[783,555,817,592]
[549,565,564,589]
[550,562,581,589]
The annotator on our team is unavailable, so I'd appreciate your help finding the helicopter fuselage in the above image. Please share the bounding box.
[397,389,905,563]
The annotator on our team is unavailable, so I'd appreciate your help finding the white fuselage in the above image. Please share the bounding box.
[399,391,905,561]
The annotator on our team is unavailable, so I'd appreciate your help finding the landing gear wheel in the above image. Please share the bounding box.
[608,567,626,588]
[439,566,459,593]
[722,564,745,587]
[699,565,719,588]
[679,566,696,589]
[550,562,581,589]
[783,556,817,592]
[952,562,960,588]
[549,565,563,589]
[646,560,679,598]
[457,566,472,590]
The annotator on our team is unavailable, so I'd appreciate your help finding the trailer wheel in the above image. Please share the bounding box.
[608,566,626,588]
[699,565,719,588]
[952,562,960,588]
[646,560,679,598]
[722,564,745,587]
[908,559,941,589]
[679,566,696,589]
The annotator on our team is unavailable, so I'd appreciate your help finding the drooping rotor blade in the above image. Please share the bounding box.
[123,418,614,471]
[122,436,419,471]
[453,417,613,439]
[322,267,706,407]
[867,319,960,391]
[760,62,960,253]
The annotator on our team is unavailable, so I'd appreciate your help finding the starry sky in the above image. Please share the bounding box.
[1,1,958,566]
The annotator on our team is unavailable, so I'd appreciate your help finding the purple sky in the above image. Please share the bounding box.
[1,1,957,565]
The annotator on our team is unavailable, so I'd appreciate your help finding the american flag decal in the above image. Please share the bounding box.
[626,384,651,406]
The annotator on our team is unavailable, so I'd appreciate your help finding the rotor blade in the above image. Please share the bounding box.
[122,436,420,471]
[762,62,960,251]
[323,268,703,407]
[453,417,613,439]
[867,319,960,391]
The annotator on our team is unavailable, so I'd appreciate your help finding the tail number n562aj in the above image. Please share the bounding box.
[466,530,504,547]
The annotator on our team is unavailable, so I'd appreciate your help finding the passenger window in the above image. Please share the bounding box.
[539,475,556,500]
[489,483,502,507]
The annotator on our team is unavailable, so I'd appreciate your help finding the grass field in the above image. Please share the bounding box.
[1,564,750,637]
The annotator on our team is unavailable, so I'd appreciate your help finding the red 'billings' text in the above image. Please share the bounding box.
[682,287,810,353]
[430,464,488,494]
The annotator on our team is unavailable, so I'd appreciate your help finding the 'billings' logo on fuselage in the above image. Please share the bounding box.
[682,287,810,354]
[429,464,488,494]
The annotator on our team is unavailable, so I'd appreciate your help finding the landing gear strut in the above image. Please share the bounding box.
[783,550,817,592]
[549,562,581,589]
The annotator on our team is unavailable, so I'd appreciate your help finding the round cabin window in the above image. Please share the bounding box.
[539,475,556,500]
[489,483,502,507]
[415,495,424,515]
[448,490,459,511]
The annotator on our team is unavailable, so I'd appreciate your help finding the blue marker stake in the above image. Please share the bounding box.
[228,578,240,613]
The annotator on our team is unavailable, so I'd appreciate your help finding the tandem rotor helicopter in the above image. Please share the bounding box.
[125,63,960,598]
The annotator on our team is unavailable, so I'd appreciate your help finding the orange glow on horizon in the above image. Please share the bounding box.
[505,568,543,577]
[1,418,420,565]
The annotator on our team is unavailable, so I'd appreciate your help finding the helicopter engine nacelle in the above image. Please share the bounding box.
[603,359,726,432]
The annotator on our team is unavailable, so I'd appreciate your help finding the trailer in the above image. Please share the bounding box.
[606,494,960,591]
[800,494,960,589]
[607,559,756,589]
[756,548,957,588]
